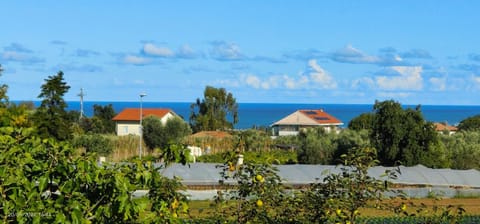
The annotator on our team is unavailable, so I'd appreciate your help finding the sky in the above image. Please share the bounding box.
[1,1,480,105]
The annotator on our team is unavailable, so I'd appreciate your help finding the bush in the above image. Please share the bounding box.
[72,134,113,155]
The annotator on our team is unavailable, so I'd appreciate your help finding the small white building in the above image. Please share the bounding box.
[271,109,343,136]
[112,108,179,136]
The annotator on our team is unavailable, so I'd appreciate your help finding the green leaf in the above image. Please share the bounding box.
[38,176,48,192]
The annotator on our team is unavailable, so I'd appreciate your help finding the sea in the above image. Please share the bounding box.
[40,101,480,130]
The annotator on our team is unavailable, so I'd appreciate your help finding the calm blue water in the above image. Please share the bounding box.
[24,101,480,129]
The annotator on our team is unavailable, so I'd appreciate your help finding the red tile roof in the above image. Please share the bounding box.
[272,109,343,126]
[299,109,343,125]
[112,108,173,121]
[434,123,458,132]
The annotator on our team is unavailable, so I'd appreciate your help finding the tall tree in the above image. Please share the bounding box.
[33,71,72,141]
[189,86,238,132]
[0,64,8,107]
[92,104,117,133]
[370,100,439,166]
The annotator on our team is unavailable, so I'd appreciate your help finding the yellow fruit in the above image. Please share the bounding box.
[172,212,178,218]
[171,198,179,209]
[336,209,342,215]
[256,199,263,207]
[401,204,407,211]
[354,210,360,215]
[255,174,264,182]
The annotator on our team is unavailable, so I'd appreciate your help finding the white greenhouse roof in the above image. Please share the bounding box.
[158,163,480,188]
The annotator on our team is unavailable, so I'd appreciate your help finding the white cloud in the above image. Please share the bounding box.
[177,45,197,58]
[308,59,337,89]
[245,75,261,89]
[283,74,309,89]
[376,66,423,90]
[123,55,150,65]
[429,77,446,91]
[210,41,244,61]
[331,45,379,64]
[143,43,174,57]
[243,74,281,89]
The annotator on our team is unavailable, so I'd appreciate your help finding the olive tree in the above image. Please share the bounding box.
[189,86,238,132]
[143,115,191,151]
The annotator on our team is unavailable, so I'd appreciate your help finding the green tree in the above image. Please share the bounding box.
[189,86,238,132]
[92,104,116,134]
[332,129,370,163]
[440,131,480,169]
[457,115,480,131]
[297,127,336,164]
[348,112,374,131]
[371,100,440,166]
[143,115,191,151]
[33,71,72,141]
[0,64,8,106]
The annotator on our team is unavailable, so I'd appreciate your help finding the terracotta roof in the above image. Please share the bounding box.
[434,123,458,132]
[272,109,343,126]
[112,108,173,121]
[190,131,232,138]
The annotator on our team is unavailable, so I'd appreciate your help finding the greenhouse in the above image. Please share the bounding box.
[155,163,480,199]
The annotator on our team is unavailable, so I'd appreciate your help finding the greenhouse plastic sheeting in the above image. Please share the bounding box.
[159,163,480,188]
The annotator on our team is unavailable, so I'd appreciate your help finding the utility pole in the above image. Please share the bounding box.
[139,92,147,159]
[78,88,85,120]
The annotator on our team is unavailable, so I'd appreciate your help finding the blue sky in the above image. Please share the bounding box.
[1,1,480,105]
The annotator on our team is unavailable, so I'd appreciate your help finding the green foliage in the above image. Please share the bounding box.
[348,112,374,131]
[303,147,401,223]
[458,115,480,131]
[196,150,297,164]
[332,129,371,164]
[371,100,440,167]
[205,147,464,224]
[92,104,117,134]
[297,127,336,164]
[33,71,73,141]
[72,134,113,155]
[142,115,191,151]
[439,131,480,169]
[0,64,8,106]
[0,97,190,223]
[213,153,294,223]
[189,86,239,132]
[235,129,272,152]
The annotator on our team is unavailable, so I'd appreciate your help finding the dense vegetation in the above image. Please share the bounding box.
[1,64,480,222]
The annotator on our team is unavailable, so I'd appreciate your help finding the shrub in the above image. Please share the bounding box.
[72,134,113,155]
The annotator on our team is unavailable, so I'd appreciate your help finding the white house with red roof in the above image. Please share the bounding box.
[271,109,343,136]
[112,108,179,136]
[433,122,458,135]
